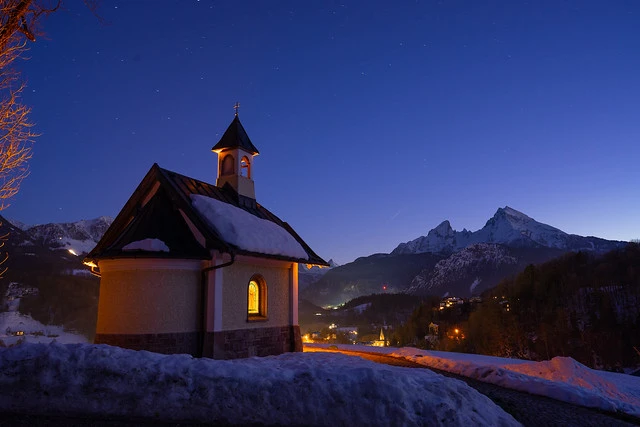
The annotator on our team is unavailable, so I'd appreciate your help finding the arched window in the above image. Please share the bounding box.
[240,156,251,178]
[221,154,235,176]
[248,281,259,314]
[247,275,267,320]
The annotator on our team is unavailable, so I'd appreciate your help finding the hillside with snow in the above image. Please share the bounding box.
[299,259,338,290]
[8,216,113,255]
[0,283,88,347]
[407,243,567,297]
[0,217,100,340]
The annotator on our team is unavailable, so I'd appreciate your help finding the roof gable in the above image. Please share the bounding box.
[98,186,210,259]
[86,164,327,266]
[211,116,259,155]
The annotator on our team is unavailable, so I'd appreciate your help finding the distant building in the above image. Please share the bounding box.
[336,326,358,342]
[85,113,327,359]
[371,328,388,347]
[439,296,464,310]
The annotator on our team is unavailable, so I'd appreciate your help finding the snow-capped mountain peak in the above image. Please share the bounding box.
[475,206,568,248]
[391,219,473,255]
[17,217,114,255]
[392,206,623,255]
[432,220,454,236]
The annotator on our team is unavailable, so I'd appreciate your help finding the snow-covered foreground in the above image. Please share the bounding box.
[0,343,519,426]
[307,344,640,418]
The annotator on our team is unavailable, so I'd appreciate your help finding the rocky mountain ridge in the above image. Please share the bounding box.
[302,207,626,305]
[392,207,622,255]
[7,217,113,255]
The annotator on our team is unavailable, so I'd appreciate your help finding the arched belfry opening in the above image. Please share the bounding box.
[211,110,259,200]
[240,156,251,178]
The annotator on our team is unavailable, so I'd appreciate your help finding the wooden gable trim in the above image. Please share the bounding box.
[85,164,164,261]
[179,208,207,248]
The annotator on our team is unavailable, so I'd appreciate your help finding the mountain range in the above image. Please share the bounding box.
[392,206,621,255]
[7,217,113,255]
[301,207,626,306]
[2,207,628,313]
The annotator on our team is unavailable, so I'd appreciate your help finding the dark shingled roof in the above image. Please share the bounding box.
[211,116,259,155]
[85,164,327,266]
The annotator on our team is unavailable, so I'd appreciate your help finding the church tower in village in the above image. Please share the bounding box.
[212,104,259,201]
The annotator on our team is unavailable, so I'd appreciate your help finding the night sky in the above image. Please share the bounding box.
[5,1,640,264]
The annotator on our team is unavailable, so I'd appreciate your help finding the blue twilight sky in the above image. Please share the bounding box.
[5,1,640,264]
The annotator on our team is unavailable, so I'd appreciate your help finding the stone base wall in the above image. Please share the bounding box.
[203,325,302,359]
[95,332,200,356]
[95,326,302,360]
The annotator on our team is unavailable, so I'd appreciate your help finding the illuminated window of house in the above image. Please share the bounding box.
[240,156,251,178]
[247,275,267,320]
[221,154,235,176]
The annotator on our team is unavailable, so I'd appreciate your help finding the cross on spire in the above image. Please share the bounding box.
[234,102,240,117]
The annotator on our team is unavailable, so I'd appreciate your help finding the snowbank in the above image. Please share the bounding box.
[0,343,518,426]
[305,344,640,417]
[393,348,640,416]
[191,194,308,260]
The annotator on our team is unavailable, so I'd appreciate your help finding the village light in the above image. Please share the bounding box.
[68,249,78,256]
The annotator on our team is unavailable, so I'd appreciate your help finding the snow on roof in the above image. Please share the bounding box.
[0,343,518,426]
[122,239,169,252]
[191,194,308,260]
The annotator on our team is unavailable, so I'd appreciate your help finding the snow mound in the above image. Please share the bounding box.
[123,238,170,252]
[390,348,640,417]
[0,343,519,426]
[191,194,308,260]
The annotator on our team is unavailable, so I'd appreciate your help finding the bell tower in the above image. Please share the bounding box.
[212,104,259,200]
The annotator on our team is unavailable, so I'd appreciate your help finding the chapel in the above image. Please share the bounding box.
[84,111,327,359]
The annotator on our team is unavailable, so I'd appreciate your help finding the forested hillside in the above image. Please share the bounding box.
[395,243,640,370]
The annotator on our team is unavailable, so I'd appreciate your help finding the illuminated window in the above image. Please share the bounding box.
[247,275,267,320]
[240,156,251,178]
[248,281,259,314]
[221,154,235,176]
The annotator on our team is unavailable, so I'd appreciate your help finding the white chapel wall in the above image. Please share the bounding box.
[221,258,292,330]
[96,259,201,335]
